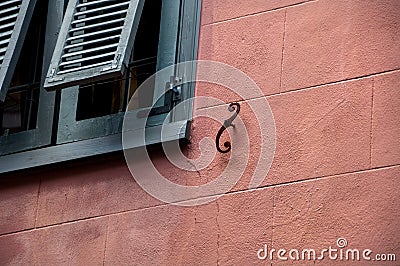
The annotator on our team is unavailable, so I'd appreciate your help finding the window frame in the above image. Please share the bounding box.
[56,0,181,145]
[0,0,63,156]
[0,0,201,174]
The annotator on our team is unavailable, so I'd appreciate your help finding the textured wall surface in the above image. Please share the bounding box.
[1,0,399,265]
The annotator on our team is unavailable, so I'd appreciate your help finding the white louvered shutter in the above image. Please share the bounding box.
[0,0,37,101]
[44,0,144,90]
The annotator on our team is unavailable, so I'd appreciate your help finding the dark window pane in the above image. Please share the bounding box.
[76,0,162,120]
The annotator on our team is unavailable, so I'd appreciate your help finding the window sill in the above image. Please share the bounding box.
[0,120,190,174]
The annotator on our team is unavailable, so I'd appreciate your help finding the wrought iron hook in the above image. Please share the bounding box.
[215,102,241,153]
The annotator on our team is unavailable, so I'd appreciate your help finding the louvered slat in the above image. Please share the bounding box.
[0,30,13,39]
[64,34,120,50]
[74,2,129,17]
[75,0,120,9]
[69,18,125,33]
[0,6,20,16]
[0,0,21,66]
[60,51,116,67]
[0,13,19,24]
[0,0,21,9]
[0,22,17,32]
[57,0,131,74]
[70,10,128,27]
[0,39,11,46]
[66,26,123,42]
[57,61,113,75]
[61,43,118,59]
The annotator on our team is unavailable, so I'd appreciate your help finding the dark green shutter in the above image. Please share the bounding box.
[44,0,144,90]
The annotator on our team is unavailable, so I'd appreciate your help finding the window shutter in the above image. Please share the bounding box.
[44,0,144,90]
[0,0,37,101]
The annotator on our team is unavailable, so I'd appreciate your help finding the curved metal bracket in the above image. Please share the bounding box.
[215,102,241,153]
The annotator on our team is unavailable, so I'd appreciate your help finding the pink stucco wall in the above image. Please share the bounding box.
[1,0,399,265]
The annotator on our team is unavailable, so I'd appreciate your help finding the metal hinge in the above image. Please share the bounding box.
[47,67,65,83]
[136,75,184,118]
[49,67,56,78]
[101,53,122,72]
[166,75,183,102]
